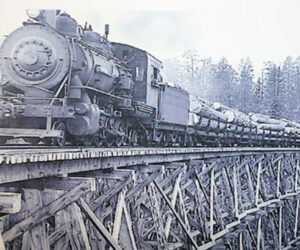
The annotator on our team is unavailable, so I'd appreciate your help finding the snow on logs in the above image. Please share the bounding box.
[191,100,300,135]
[213,102,251,126]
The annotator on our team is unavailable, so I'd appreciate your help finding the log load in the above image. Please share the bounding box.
[249,113,286,126]
[193,104,228,123]
[249,113,287,133]
[213,102,251,126]
[190,96,300,139]
[282,119,300,129]
[255,123,285,131]
[281,119,300,135]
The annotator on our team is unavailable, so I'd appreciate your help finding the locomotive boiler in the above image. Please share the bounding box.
[0,10,133,145]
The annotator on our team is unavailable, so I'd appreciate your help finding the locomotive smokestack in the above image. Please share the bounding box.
[105,24,109,39]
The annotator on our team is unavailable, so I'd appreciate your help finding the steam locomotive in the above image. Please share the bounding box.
[0,9,300,147]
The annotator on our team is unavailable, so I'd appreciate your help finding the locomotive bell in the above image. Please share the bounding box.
[26,9,41,19]
[26,9,60,28]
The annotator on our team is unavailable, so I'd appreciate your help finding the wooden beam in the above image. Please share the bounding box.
[0,232,5,250]
[52,190,69,250]
[3,180,92,243]
[165,172,182,238]
[77,198,122,250]
[70,169,133,180]
[48,225,66,246]
[125,172,161,200]
[64,203,91,250]
[0,192,21,214]
[0,177,96,191]
[153,180,199,249]
[21,189,50,250]
[90,178,132,211]
[112,191,137,250]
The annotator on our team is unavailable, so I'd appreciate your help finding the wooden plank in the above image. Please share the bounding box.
[77,198,122,250]
[3,181,92,243]
[0,192,21,214]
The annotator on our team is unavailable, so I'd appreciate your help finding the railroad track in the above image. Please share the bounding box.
[0,147,300,249]
[0,146,298,163]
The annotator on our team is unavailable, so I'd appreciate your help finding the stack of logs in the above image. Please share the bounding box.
[191,98,300,136]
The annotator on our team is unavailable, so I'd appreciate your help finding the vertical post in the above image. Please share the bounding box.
[295,160,299,192]
[277,160,282,197]
[239,232,243,250]
[0,232,5,250]
[294,200,299,239]
[255,161,262,206]
[210,169,215,241]
[279,206,282,249]
[233,164,239,217]
[257,217,262,250]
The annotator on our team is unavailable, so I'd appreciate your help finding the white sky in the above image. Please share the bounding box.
[1,0,300,71]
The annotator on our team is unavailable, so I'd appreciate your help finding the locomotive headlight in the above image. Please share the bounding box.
[26,9,41,19]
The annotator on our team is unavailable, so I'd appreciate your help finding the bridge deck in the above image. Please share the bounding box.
[0,147,299,183]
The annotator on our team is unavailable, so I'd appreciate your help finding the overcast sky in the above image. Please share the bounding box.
[1,0,300,71]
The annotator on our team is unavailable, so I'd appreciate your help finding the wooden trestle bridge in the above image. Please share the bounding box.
[0,147,299,249]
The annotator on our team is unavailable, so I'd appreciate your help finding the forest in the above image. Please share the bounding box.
[163,51,300,122]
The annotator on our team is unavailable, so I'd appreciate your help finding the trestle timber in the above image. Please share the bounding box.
[0,148,300,248]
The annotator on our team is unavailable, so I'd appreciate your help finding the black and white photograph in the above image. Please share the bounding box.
[0,0,300,249]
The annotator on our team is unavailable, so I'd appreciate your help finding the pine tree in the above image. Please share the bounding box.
[163,58,184,85]
[292,56,300,121]
[281,56,296,119]
[182,50,201,92]
[237,58,254,113]
[252,77,264,113]
[208,57,237,107]
[262,62,284,119]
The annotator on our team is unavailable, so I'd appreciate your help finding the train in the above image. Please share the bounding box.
[0,9,300,147]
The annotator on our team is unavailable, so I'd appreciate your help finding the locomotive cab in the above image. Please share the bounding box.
[112,43,189,125]
[112,43,162,111]
[112,43,190,145]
